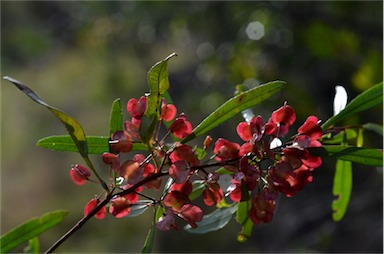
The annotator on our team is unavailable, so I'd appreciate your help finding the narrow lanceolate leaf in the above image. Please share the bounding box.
[185,204,238,234]
[309,145,383,166]
[332,160,353,221]
[0,210,68,253]
[142,207,157,253]
[23,237,40,254]
[37,135,147,153]
[125,201,152,218]
[182,81,285,143]
[237,218,253,243]
[109,98,123,136]
[236,199,251,226]
[140,53,177,145]
[3,76,89,159]
[189,181,205,201]
[363,123,383,136]
[321,129,357,145]
[322,82,383,130]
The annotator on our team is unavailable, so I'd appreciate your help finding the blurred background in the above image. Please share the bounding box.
[1,1,383,253]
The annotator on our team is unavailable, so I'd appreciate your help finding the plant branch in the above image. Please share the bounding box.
[45,172,167,253]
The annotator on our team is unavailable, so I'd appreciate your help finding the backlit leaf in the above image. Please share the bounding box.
[237,218,253,243]
[0,210,68,253]
[182,81,285,143]
[321,129,357,145]
[332,160,352,221]
[37,135,147,154]
[23,237,39,254]
[141,53,177,144]
[309,145,383,166]
[109,98,123,136]
[3,76,89,159]
[142,207,156,253]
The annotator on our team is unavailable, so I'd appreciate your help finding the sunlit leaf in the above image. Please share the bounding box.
[109,98,123,136]
[189,181,205,201]
[309,145,383,166]
[37,135,147,153]
[141,53,177,144]
[237,218,253,243]
[185,204,238,234]
[3,76,89,158]
[236,199,251,225]
[3,76,109,190]
[321,129,357,145]
[142,207,156,253]
[322,82,383,130]
[23,237,39,254]
[332,159,353,221]
[182,81,285,143]
[0,210,68,253]
[357,128,364,147]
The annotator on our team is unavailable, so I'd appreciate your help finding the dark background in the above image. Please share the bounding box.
[1,1,383,253]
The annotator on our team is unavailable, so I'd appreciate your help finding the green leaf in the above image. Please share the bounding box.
[0,210,68,253]
[37,135,147,153]
[182,81,285,143]
[188,181,205,201]
[109,98,123,136]
[363,123,383,136]
[357,128,364,147]
[309,145,383,166]
[3,76,89,159]
[23,237,39,254]
[185,204,238,234]
[322,82,383,130]
[321,129,357,145]
[146,53,177,117]
[125,200,152,218]
[237,218,253,243]
[236,199,251,225]
[3,76,109,190]
[332,160,353,221]
[139,113,157,146]
[142,207,156,253]
[140,53,177,145]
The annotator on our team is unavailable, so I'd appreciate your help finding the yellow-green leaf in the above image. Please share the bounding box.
[0,210,68,253]
[332,160,353,221]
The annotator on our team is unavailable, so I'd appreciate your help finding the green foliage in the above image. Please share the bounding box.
[185,204,238,234]
[332,160,353,221]
[140,53,177,145]
[109,98,123,136]
[142,207,157,253]
[3,76,89,158]
[3,53,382,253]
[310,145,383,166]
[23,237,40,254]
[36,136,147,153]
[3,76,108,191]
[0,210,68,253]
[182,81,285,143]
[321,82,383,130]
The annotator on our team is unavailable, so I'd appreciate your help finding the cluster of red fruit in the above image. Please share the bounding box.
[70,96,323,230]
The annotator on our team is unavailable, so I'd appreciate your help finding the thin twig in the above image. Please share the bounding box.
[45,172,167,253]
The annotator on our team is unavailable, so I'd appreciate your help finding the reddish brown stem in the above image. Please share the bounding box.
[45,172,167,253]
